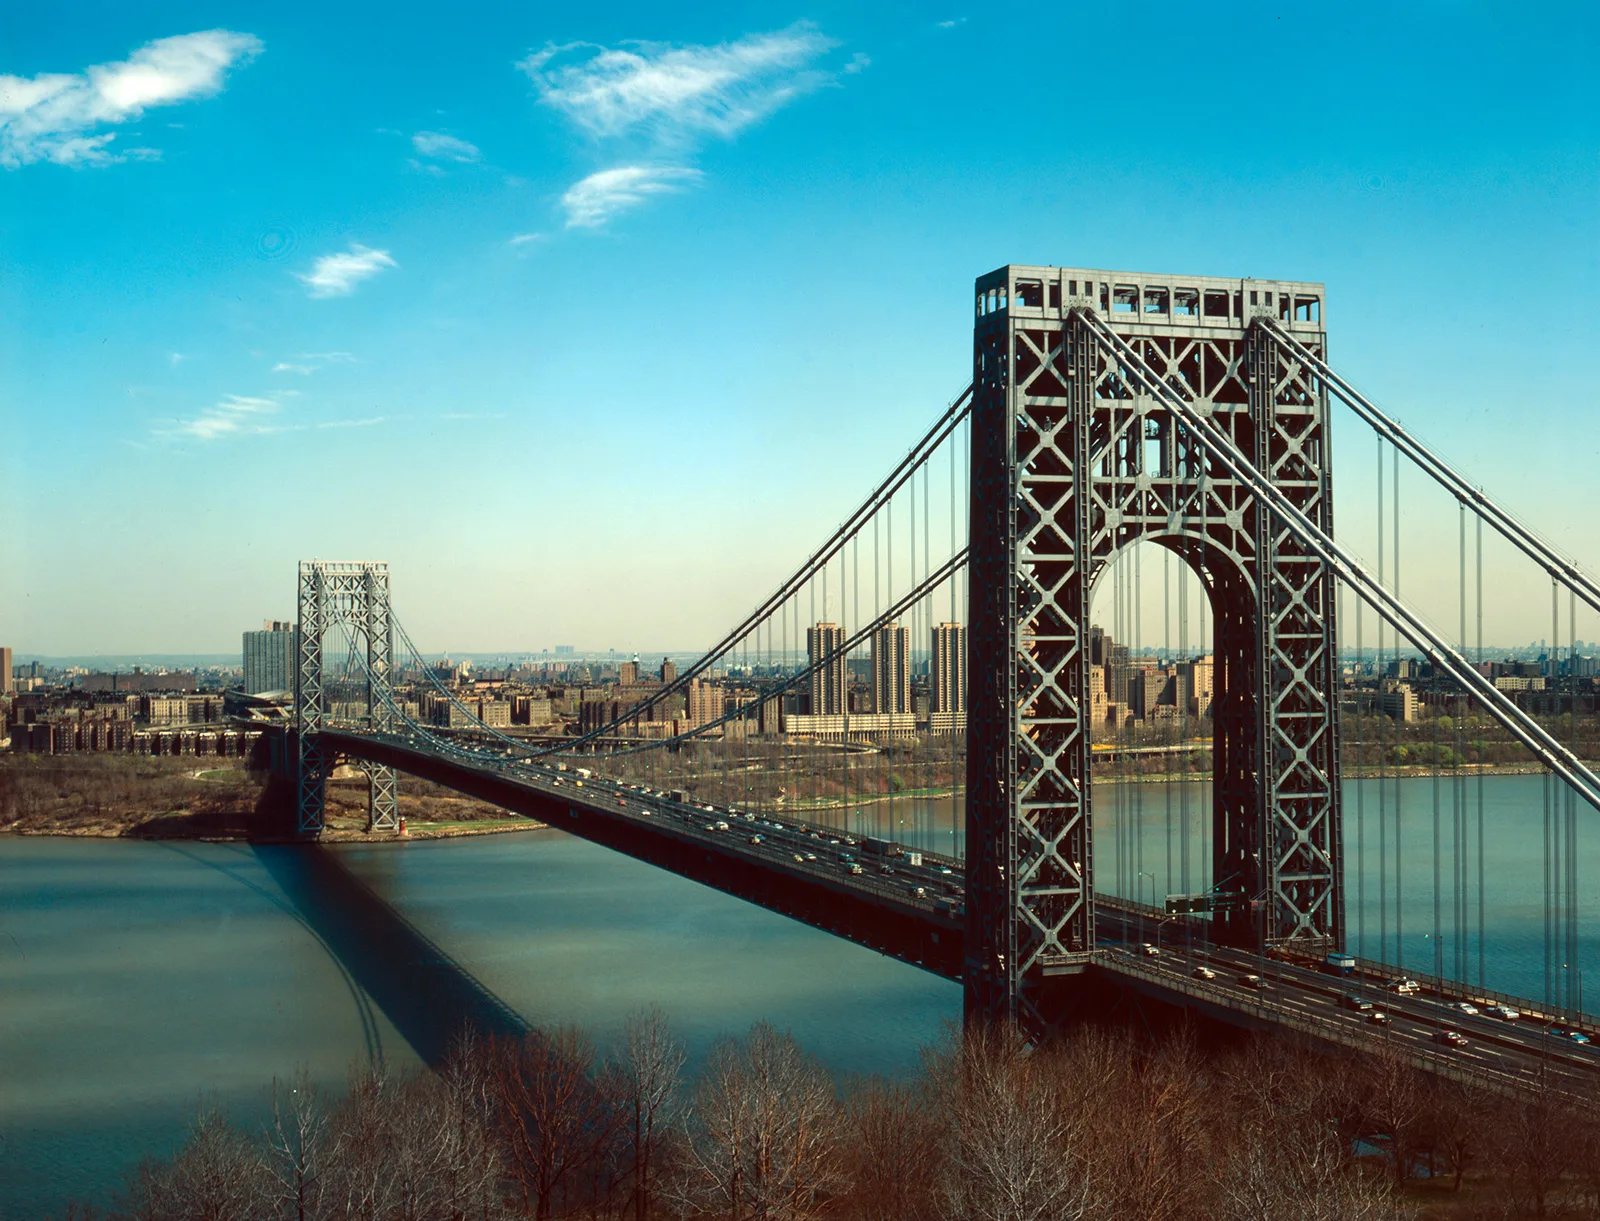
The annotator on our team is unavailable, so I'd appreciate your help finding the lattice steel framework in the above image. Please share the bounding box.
[966,266,1342,1031]
[295,561,400,836]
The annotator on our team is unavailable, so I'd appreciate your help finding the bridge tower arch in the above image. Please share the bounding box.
[295,560,400,836]
[965,267,1342,1033]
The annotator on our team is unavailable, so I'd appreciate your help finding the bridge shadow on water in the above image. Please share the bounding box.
[251,842,530,1068]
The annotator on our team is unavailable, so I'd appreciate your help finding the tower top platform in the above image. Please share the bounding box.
[976,264,1325,334]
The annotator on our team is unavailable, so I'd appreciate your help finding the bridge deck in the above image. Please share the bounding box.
[322,730,1600,1097]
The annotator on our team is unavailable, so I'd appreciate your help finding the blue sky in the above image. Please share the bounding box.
[3,2,1597,656]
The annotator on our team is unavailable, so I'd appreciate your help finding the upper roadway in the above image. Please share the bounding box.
[322,727,1600,1098]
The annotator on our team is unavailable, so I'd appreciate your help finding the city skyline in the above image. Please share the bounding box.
[5,4,1598,656]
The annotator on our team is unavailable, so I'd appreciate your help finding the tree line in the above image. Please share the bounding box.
[56,1012,1600,1220]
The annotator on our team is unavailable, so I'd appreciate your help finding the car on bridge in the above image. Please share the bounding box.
[1139,943,1160,957]
[1448,1001,1479,1017]
[1486,1004,1520,1021]
[1239,974,1271,991]
[1433,1029,1469,1048]
[1387,978,1420,995]
[1366,1011,1393,1026]
[1340,993,1374,1012]
[1544,1026,1592,1045]
[1191,966,1216,981]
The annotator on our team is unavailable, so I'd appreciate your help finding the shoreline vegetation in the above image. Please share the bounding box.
[1,750,1586,842]
[0,754,540,842]
[50,1010,1600,1221]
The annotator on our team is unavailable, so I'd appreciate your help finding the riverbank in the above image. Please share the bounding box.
[773,759,1577,809]
[0,754,540,842]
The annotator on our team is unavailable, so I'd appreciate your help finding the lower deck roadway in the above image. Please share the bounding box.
[321,729,1600,1097]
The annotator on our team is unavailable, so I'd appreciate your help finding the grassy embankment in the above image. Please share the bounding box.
[0,753,537,841]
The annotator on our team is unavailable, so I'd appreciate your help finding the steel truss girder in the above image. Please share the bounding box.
[294,561,399,836]
[966,296,1343,1034]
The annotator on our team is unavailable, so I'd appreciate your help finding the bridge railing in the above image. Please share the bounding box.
[1106,954,1574,1102]
[1341,953,1595,1034]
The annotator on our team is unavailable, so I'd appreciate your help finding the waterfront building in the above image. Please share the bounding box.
[807,622,847,716]
[688,677,723,727]
[871,622,910,715]
[930,622,967,716]
[243,621,297,695]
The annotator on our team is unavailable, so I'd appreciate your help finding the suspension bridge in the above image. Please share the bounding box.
[271,264,1600,1093]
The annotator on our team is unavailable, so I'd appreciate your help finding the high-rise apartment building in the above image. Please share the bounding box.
[871,622,910,715]
[807,622,847,716]
[1130,667,1165,720]
[243,621,297,695]
[1177,655,1215,718]
[620,658,640,686]
[660,658,677,684]
[930,622,967,716]
[687,677,723,727]
[0,646,11,695]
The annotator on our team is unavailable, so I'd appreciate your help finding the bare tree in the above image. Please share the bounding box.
[1079,1027,1215,1221]
[119,1104,270,1221]
[932,1024,1093,1221]
[1359,1045,1429,1186]
[434,1029,507,1220]
[264,1068,328,1221]
[1215,1123,1412,1221]
[318,1061,403,1220]
[676,1022,844,1221]
[492,1026,619,1220]
[839,1076,941,1221]
[1492,1082,1574,1219]
[615,1007,686,1221]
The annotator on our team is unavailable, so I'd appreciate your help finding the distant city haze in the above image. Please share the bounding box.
[4,7,1596,656]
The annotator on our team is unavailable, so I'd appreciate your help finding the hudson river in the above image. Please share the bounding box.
[2,775,1594,1214]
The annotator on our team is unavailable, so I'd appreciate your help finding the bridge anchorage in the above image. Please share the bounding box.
[968,267,1341,1032]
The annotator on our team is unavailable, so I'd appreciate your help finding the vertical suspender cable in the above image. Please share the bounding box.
[1164,547,1173,917]
[1476,512,1486,991]
[1393,443,1403,972]
[951,424,959,854]
[1356,585,1367,974]
[1378,436,1389,965]
[1433,660,1443,984]
[924,460,932,847]
[1568,585,1579,1019]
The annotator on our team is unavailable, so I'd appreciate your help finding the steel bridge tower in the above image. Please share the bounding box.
[294,560,400,836]
[965,266,1342,1032]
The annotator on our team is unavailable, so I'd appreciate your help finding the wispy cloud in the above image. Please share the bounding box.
[0,30,261,169]
[316,416,385,430]
[168,352,186,367]
[936,18,967,29]
[520,24,837,145]
[561,165,701,229]
[411,130,479,162]
[271,351,355,375]
[294,245,396,298]
[507,232,545,247]
[162,393,282,441]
